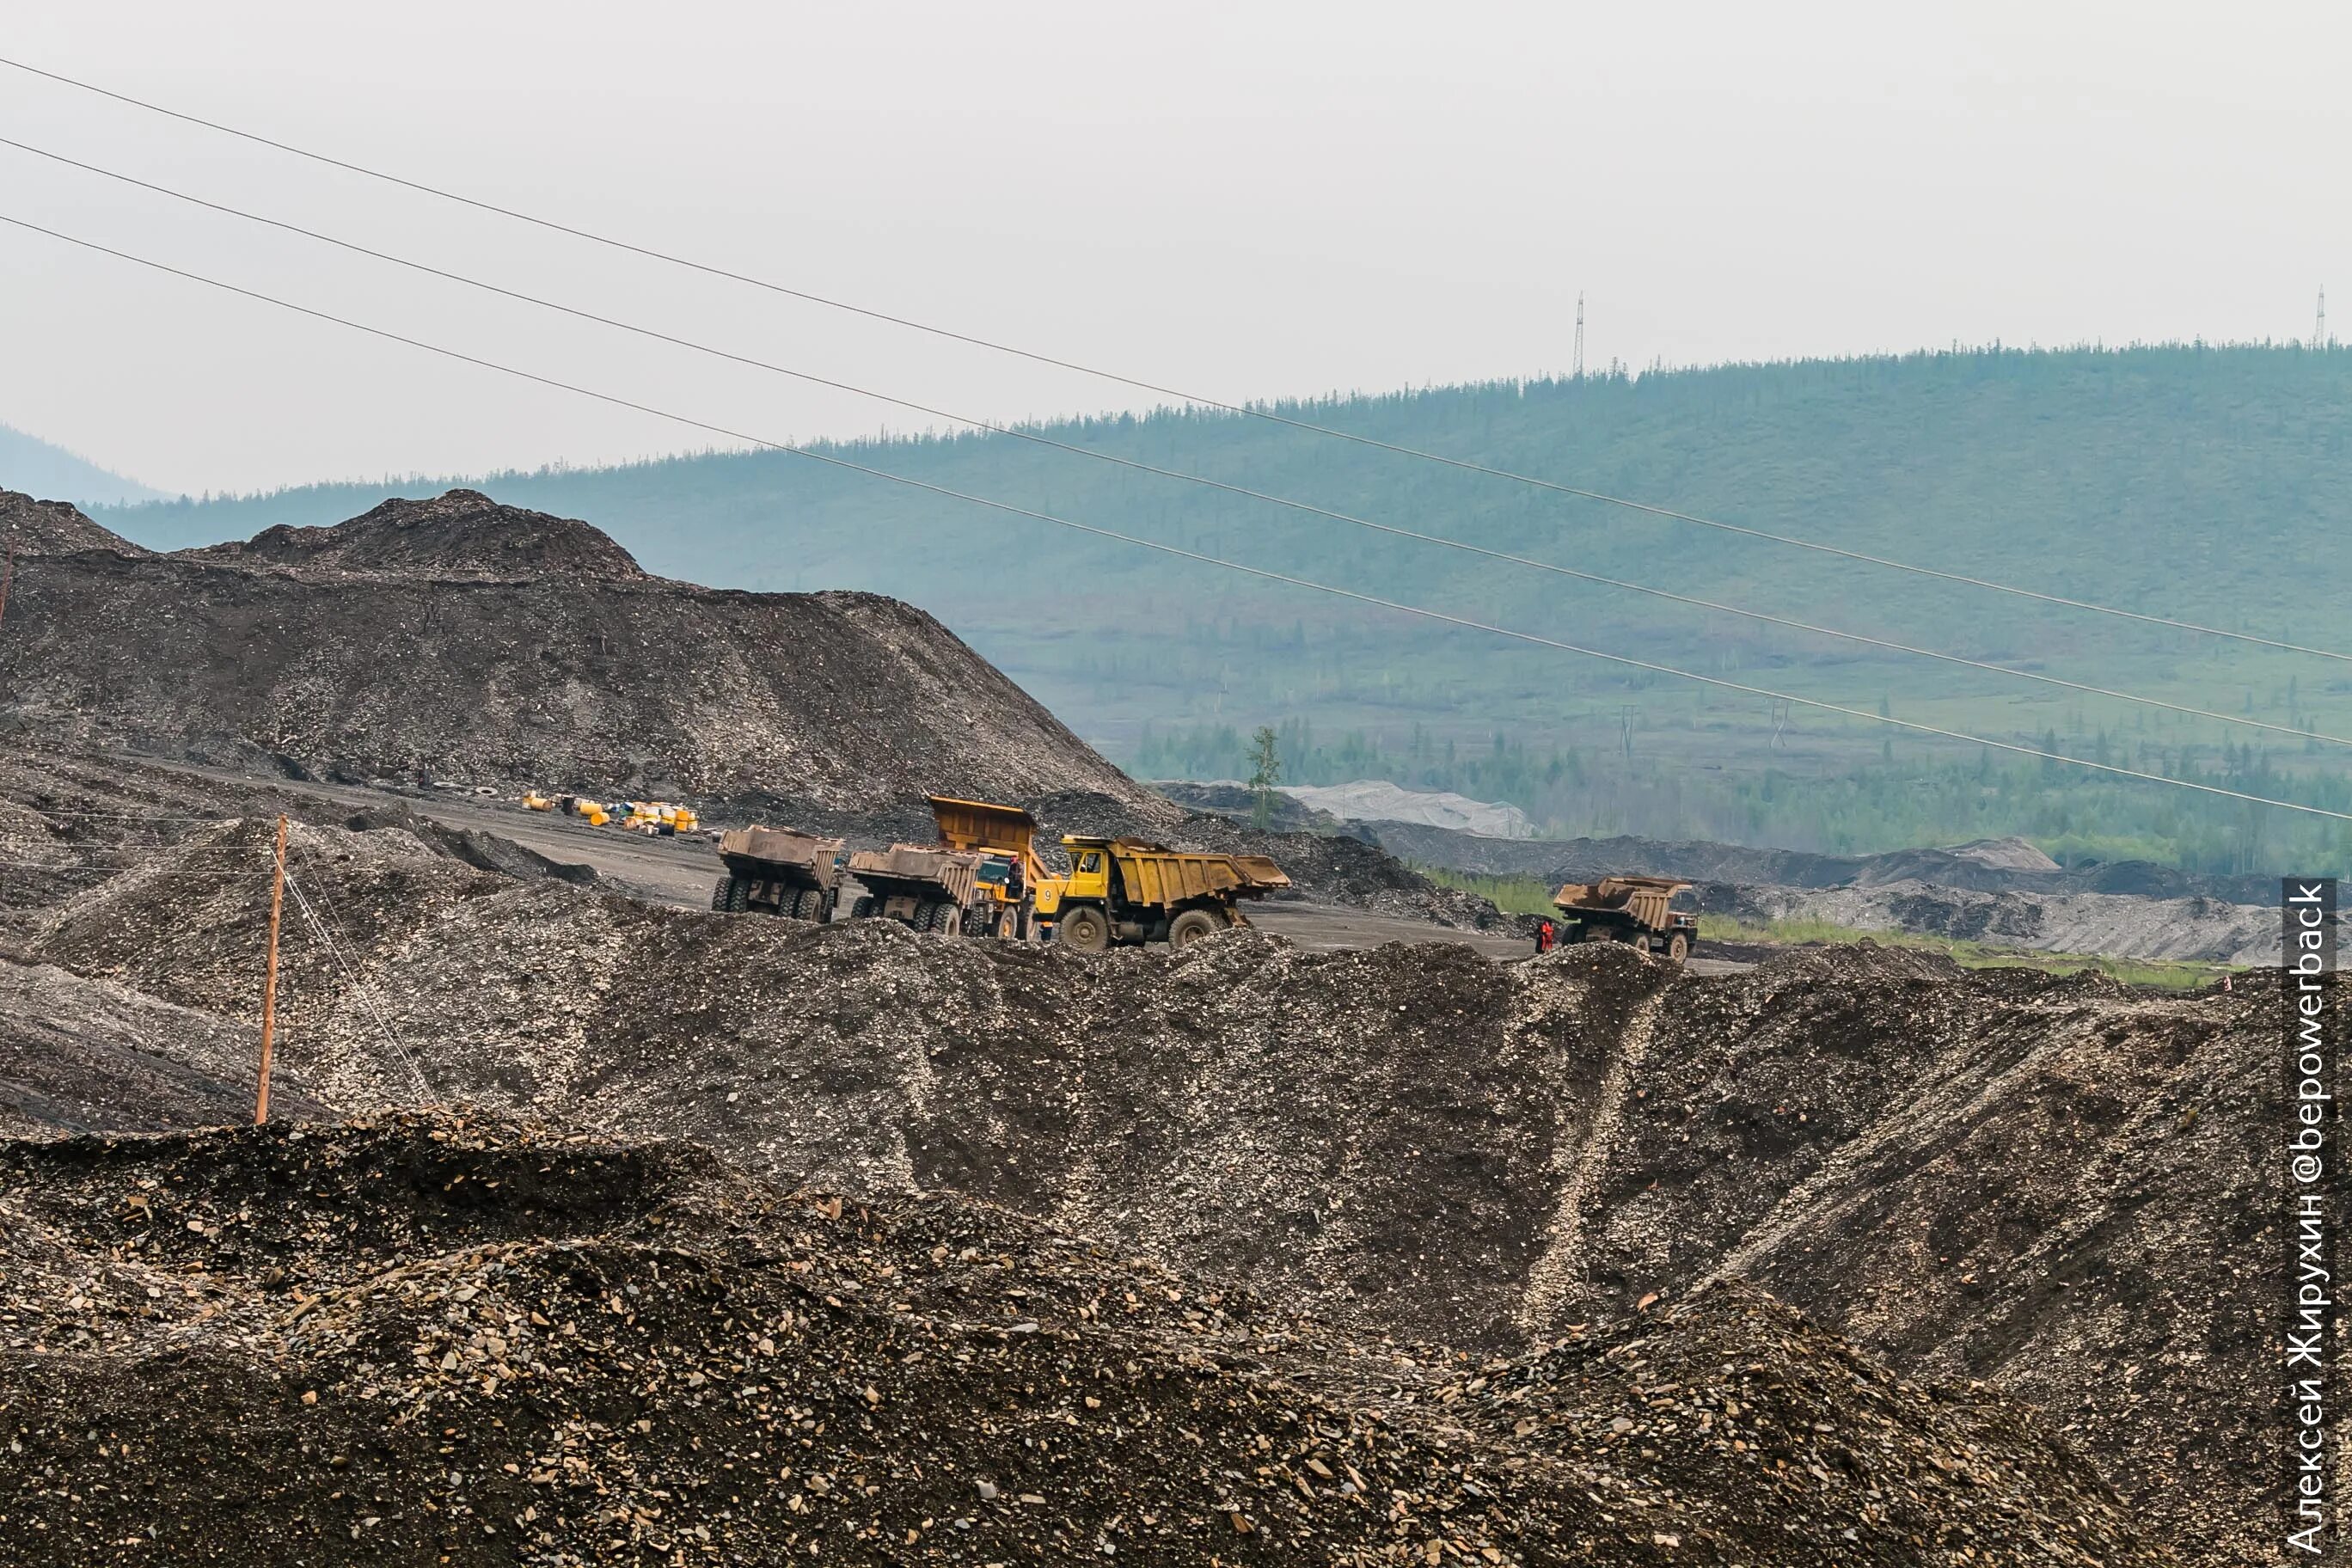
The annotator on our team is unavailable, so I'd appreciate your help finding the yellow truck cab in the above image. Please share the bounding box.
[1035,835,1289,952]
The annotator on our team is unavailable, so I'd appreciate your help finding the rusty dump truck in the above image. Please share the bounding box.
[1552,875,1699,963]
[1034,836,1291,952]
[710,797,1044,937]
[710,795,1289,948]
[843,843,991,934]
[713,826,847,919]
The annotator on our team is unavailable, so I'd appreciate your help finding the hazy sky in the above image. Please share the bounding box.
[3,2,2346,496]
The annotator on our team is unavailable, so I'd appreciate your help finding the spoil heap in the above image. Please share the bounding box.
[15,818,2303,1559]
[0,487,150,558]
[0,489,1164,817]
[0,1113,2158,1566]
[181,489,647,581]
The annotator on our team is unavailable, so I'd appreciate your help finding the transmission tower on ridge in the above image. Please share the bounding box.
[2319,286,2329,350]
[1572,293,1586,379]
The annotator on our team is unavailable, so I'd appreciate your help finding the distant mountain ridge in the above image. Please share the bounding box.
[0,425,168,507]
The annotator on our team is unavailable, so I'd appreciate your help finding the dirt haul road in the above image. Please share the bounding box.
[131,760,1747,969]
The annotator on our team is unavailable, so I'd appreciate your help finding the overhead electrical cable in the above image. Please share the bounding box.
[3,211,2343,824]
[3,53,2343,663]
[7,135,2345,751]
[284,861,433,1103]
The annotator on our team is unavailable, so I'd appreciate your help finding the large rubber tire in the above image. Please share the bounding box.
[725,877,751,914]
[1626,933,1652,955]
[849,895,875,921]
[1667,932,1690,965]
[789,887,817,921]
[711,876,734,912]
[1059,905,1112,955]
[1167,908,1222,949]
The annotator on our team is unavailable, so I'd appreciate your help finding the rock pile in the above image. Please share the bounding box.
[9,815,2316,1559]
[0,487,150,558]
[0,1113,2161,1565]
[0,490,1165,816]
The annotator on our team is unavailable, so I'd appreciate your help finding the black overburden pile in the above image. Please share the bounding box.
[0,1114,2160,1566]
[0,490,1162,816]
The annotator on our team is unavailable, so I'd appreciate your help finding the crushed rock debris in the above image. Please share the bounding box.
[0,1112,2161,1566]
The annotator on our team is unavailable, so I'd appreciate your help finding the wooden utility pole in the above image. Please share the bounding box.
[254,814,289,1124]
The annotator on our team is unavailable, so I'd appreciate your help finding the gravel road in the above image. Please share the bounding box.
[138,762,1754,969]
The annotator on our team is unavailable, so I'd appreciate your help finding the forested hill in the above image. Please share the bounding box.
[98,345,2352,869]
[0,424,170,507]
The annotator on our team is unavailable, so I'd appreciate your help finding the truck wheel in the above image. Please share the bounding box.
[849,896,875,921]
[1060,905,1111,954]
[725,877,750,914]
[711,876,733,912]
[1667,933,1690,964]
[1168,909,1222,949]
[1626,933,1651,955]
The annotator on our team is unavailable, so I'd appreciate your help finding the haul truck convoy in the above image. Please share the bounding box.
[709,794,1288,948]
[1551,875,1700,963]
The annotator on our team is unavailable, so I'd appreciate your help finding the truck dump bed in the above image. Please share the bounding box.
[1106,840,1292,906]
[928,796,1041,861]
[848,843,983,906]
[718,826,846,886]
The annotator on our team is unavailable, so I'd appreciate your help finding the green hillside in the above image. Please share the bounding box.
[99,344,2352,873]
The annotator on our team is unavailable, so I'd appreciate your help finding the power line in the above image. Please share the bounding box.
[4,52,2345,665]
[10,137,2347,752]
[283,861,433,1104]
[5,209,2348,825]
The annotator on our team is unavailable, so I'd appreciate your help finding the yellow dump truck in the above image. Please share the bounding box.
[1552,875,1699,963]
[714,825,848,919]
[1034,836,1291,952]
[927,795,1048,940]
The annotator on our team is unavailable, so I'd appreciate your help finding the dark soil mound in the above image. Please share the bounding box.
[182,489,647,580]
[0,1114,2158,1566]
[0,490,1165,815]
[0,961,328,1138]
[10,795,2318,1561]
[0,489,149,558]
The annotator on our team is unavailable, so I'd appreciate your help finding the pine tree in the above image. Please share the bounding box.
[1247,726,1283,830]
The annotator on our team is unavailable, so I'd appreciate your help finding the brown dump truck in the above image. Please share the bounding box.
[713,826,847,920]
[1552,875,1699,962]
[1037,836,1293,952]
[844,843,992,934]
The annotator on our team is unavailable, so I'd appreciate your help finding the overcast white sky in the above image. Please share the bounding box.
[2,1,2345,496]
